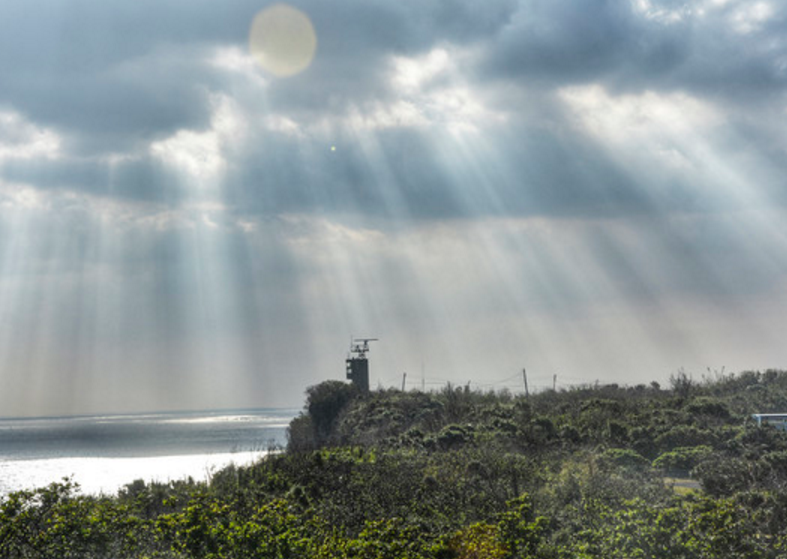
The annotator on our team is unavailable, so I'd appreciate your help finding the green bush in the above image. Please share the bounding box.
[653,445,713,475]
[600,448,650,471]
[305,380,358,446]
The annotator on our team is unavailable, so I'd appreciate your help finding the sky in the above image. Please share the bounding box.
[0,0,786,416]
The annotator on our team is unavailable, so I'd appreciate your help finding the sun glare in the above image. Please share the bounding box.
[249,4,317,78]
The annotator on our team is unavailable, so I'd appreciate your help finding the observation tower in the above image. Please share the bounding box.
[346,338,377,392]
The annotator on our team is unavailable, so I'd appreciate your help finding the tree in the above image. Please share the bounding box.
[306,380,358,445]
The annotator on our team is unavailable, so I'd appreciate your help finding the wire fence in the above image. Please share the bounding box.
[377,370,628,394]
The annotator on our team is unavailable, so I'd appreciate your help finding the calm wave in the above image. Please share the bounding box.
[0,408,297,496]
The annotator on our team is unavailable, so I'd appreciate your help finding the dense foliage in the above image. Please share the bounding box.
[5,369,787,557]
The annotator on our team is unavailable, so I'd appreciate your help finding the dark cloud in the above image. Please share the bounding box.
[3,0,783,218]
[0,3,221,151]
[484,0,649,82]
[479,0,786,102]
[0,0,518,155]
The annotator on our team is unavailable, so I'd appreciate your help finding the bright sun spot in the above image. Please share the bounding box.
[249,4,317,78]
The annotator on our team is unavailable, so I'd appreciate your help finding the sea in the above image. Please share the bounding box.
[0,407,298,497]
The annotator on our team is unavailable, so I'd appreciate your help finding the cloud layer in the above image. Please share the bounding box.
[0,0,786,415]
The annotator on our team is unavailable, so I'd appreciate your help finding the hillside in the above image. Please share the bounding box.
[4,370,787,557]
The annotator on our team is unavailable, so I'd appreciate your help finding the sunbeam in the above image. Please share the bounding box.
[1,0,786,418]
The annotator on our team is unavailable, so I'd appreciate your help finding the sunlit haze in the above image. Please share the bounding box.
[1,1,786,417]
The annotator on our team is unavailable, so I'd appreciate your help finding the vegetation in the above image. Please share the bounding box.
[5,369,787,557]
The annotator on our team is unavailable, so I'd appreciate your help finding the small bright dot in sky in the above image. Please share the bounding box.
[249,4,317,77]
[331,145,336,151]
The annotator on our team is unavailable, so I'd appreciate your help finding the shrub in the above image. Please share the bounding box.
[599,448,650,471]
[305,380,358,445]
[685,397,731,420]
[435,424,472,450]
[653,446,713,475]
[287,414,317,451]
[692,456,754,497]
[655,425,717,451]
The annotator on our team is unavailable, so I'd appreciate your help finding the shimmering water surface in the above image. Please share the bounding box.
[0,408,297,496]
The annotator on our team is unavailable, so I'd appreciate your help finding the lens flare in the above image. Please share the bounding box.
[249,4,317,77]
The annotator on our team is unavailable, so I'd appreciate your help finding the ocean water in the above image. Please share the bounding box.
[0,408,297,496]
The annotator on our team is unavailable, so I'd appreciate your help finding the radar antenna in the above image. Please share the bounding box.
[350,338,378,358]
